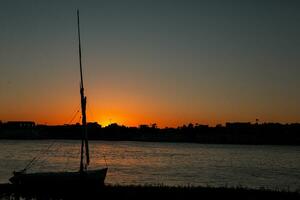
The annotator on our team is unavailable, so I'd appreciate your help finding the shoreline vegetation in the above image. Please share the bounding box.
[0,121,299,145]
[0,183,299,200]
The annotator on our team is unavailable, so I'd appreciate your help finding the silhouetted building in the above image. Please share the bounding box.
[139,124,149,129]
[226,122,251,129]
[5,121,35,128]
[87,122,102,128]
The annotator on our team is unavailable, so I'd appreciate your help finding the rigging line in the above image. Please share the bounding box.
[68,110,80,124]
[67,103,81,124]
[36,156,48,171]
[36,153,52,171]
[24,104,81,171]
[38,143,63,170]
[36,138,68,170]
[21,130,43,167]
[23,141,57,171]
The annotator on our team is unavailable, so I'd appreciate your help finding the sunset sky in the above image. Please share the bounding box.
[0,1,300,127]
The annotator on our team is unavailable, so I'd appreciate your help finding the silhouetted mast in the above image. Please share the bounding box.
[77,9,90,173]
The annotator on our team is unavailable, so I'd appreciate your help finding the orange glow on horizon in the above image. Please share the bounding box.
[3,113,300,128]
[2,97,299,128]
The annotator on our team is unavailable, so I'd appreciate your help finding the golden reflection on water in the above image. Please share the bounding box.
[0,140,300,191]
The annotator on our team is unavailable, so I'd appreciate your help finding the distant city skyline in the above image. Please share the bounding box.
[0,1,300,127]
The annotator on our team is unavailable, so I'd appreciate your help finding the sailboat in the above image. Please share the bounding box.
[9,10,108,188]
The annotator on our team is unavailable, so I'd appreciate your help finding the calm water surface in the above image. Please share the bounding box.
[0,140,299,191]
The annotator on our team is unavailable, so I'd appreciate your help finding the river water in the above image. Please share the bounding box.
[0,140,299,191]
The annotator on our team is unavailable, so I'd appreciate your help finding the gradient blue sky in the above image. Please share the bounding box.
[0,0,299,127]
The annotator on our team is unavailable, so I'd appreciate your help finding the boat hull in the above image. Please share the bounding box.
[9,168,108,188]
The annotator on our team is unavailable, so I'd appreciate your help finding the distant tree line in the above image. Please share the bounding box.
[0,121,299,145]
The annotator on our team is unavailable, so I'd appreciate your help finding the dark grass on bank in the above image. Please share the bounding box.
[0,183,299,200]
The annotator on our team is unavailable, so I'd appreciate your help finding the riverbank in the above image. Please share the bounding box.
[1,183,299,200]
[1,122,299,145]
